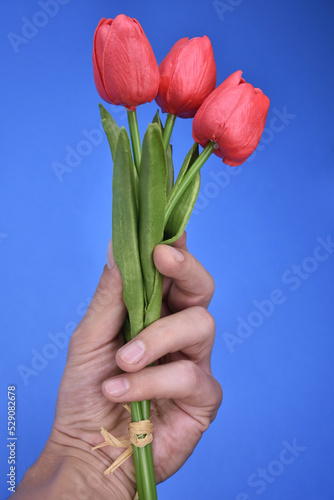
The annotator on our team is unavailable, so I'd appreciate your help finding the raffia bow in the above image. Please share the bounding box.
[92,405,154,475]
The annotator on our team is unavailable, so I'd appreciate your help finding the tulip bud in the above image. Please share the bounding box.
[192,71,270,165]
[92,15,160,110]
[155,36,216,118]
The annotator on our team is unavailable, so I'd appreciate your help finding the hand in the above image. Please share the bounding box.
[14,233,222,500]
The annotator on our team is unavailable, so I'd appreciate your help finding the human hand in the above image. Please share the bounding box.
[14,233,222,500]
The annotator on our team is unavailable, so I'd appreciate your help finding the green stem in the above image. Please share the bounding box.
[131,401,157,500]
[127,109,142,173]
[130,271,164,498]
[128,232,165,500]
[162,113,176,150]
[164,141,215,226]
[144,442,157,497]
[141,399,151,420]
[131,402,145,500]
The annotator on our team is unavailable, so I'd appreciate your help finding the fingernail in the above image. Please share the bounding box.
[107,240,115,270]
[118,340,145,364]
[168,246,184,262]
[104,377,129,396]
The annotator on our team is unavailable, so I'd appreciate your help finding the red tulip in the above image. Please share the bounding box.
[92,15,160,110]
[155,36,216,118]
[192,70,270,166]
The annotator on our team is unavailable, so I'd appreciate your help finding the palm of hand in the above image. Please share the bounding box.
[50,240,221,496]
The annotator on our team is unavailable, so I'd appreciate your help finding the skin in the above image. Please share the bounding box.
[13,233,222,499]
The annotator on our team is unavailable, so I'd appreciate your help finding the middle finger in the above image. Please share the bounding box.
[115,306,215,374]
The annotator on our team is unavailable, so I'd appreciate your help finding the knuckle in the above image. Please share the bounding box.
[179,359,202,389]
[215,378,223,407]
[187,252,215,291]
[207,272,215,296]
[191,306,216,336]
[209,378,223,423]
[92,266,123,310]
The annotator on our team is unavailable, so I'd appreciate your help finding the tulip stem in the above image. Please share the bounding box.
[131,400,157,500]
[164,141,215,226]
[127,110,142,173]
[132,400,158,500]
[131,402,145,500]
[162,113,176,150]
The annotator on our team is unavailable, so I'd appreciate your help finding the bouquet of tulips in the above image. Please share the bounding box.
[92,14,269,500]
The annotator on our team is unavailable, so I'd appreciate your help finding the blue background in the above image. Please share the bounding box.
[1,0,334,499]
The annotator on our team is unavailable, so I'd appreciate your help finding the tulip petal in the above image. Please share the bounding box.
[218,85,270,165]
[92,15,159,109]
[92,18,114,103]
[223,158,245,166]
[192,78,245,146]
[218,70,244,92]
[156,38,188,114]
[101,14,159,109]
[167,37,216,117]
[156,36,216,118]
[192,71,269,166]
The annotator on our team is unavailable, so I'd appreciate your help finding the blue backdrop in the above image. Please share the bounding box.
[1,1,334,499]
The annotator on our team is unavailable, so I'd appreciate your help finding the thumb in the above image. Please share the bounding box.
[69,240,127,350]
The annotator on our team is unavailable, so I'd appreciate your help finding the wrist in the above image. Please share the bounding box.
[13,435,134,500]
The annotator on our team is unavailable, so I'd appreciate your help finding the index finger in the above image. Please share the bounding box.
[153,239,215,312]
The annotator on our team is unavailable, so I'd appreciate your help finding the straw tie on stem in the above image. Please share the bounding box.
[92,405,154,476]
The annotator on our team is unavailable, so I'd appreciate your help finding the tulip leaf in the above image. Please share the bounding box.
[122,315,132,343]
[152,109,163,131]
[139,123,167,306]
[167,142,199,204]
[163,171,201,246]
[166,144,174,196]
[112,127,144,338]
[99,103,120,163]
[163,143,200,245]
[153,109,174,195]
[144,270,164,328]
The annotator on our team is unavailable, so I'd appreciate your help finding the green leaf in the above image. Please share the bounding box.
[122,315,132,343]
[152,109,163,131]
[144,270,164,328]
[163,143,200,245]
[99,103,120,163]
[166,144,174,197]
[139,123,167,305]
[153,110,174,195]
[112,127,144,338]
[167,142,199,204]
[163,171,201,245]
